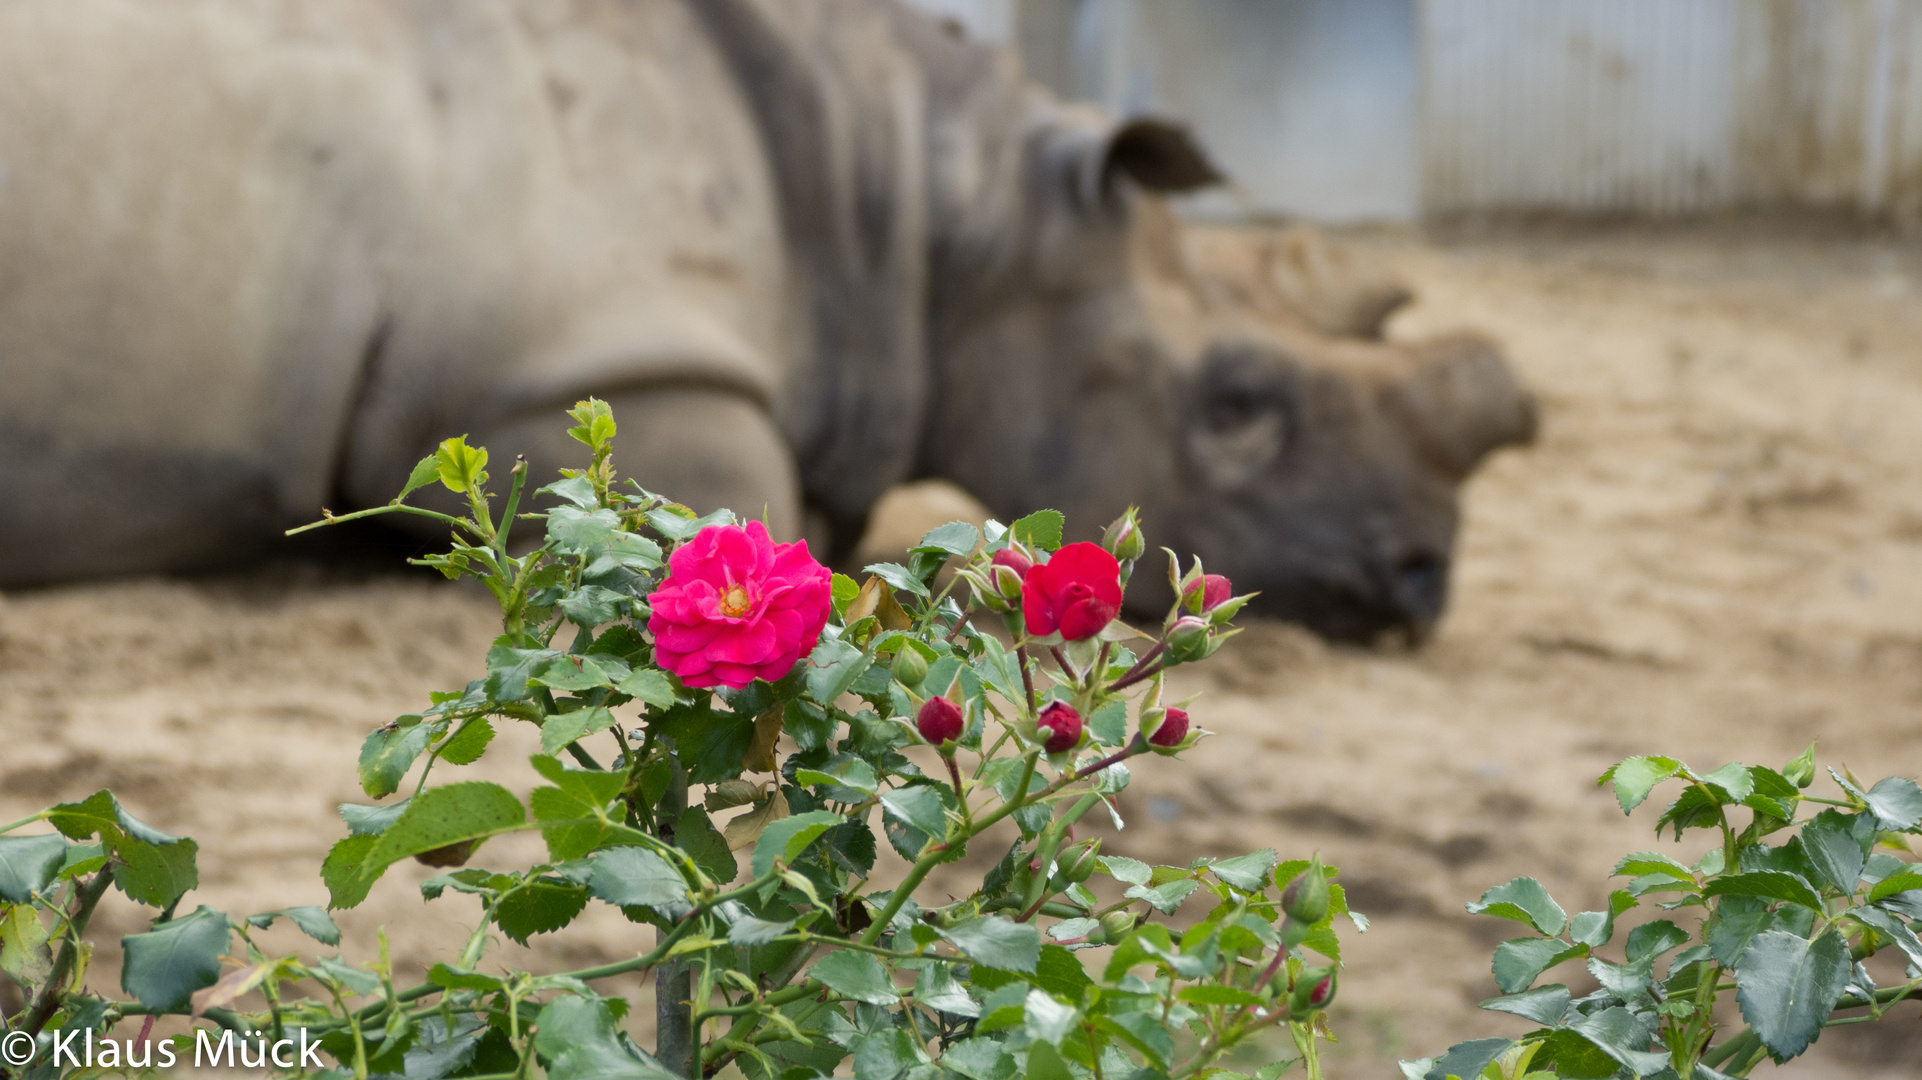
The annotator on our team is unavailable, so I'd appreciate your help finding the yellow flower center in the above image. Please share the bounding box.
[720,583,751,618]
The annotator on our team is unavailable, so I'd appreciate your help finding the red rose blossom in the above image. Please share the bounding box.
[1149,707,1190,748]
[1021,542,1122,641]
[1036,701,1083,753]
[917,696,965,745]
[647,521,831,689]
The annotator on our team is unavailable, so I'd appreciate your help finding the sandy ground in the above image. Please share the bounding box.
[5,223,1922,1078]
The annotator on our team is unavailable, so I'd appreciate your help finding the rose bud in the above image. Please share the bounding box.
[1183,573,1233,614]
[1165,616,1213,663]
[1282,857,1331,926]
[1782,746,1816,789]
[1148,706,1190,749]
[991,546,1034,577]
[1099,911,1137,941]
[917,695,965,746]
[1101,508,1146,564]
[1054,839,1102,886]
[1036,701,1083,753]
[891,646,930,688]
[1288,967,1338,1018]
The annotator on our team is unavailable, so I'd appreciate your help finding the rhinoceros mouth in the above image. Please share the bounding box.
[1239,562,1447,646]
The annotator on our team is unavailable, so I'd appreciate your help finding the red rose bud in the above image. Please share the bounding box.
[1101,509,1146,563]
[1022,543,1123,641]
[917,695,965,746]
[1165,616,1213,662]
[990,546,1033,577]
[1055,838,1102,885]
[1282,857,1331,925]
[1289,967,1338,1018]
[1036,701,1083,753]
[1148,706,1190,748]
[1181,572,1233,613]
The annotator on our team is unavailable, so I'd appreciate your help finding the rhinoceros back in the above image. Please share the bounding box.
[0,0,800,583]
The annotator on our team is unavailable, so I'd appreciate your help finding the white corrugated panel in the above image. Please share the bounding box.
[1422,0,1922,218]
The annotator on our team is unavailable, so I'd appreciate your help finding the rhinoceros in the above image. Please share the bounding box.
[0,0,1534,642]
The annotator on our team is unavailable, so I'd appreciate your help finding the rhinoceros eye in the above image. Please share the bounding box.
[1189,348,1291,489]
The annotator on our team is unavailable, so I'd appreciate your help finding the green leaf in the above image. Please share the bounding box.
[587,847,691,919]
[1866,870,1922,903]
[437,718,495,766]
[1702,870,1824,912]
[539,706,616,756]
[539,474,600,509]
[546,507,620,554]
[322,835,378,909]
[880,786,951,843]
[0,903,53,984]
[809,950,899,1005]
[1798,810,1870,894]
[1491,937,1586,994]
[941,1038,1017,1080]
[1126,879,1201,914]
[495,881,589,944]
[359,719,434,798]
[1023,988,1078,1046]
[1030,944,1095,999]
[645,506,735,544]
[831,572,861,616]
[1099,856,1152,886]
[912,962,981,1017]
[1467,877,1568,936]
[0,833,69,903]
[938,916,1040,974]
[244,906,342,946]
[1010,510,1065,551]
[750,811,845,879]
[484,644,562,702]
[1604,756,1681,813]
[45,791,198,909]
[433,435,487,493]
[531,656,617,693]
[796,756,880,799]
[863,561,931,598]
[1734,929,1851,1060]
[615,668,679,709]
[853,1028,925,1078]
[1708,909,1774,966]
[120,905,230,1011]
[534,995,680,1080]
[1423,1038,1512,1080]
[1625,919,1691,963]
[726,912,795,947]
[656,703,756,785]
[531,754,627,807]
[1088,700,1128,747]
[677,807,737,885]
[1566,1007,1670,1076]
[358,782,526,884]
[399,453,442,499]
[1209,849,1279,892]
[1614,851,1696,882]
[805,638,870,705]
[916,522,982,558]
[1478,984,1570,1026]
[1864,776,1922,830]
[1699,762,1755,803]
[1099,1012,1174,1069]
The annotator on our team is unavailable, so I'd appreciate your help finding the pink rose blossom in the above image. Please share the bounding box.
[647,521,832,689]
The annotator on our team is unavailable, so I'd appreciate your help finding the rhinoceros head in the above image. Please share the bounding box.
[920,101,1536,643]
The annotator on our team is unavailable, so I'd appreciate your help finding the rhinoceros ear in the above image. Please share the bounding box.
[1102,117,1224,194]
[1393,334,1539,479]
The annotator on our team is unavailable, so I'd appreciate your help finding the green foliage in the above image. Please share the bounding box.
[0,401,1335,1080]
[1408,751,1922,1079]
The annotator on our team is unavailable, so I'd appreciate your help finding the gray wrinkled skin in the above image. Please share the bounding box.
[0,0,1533,643]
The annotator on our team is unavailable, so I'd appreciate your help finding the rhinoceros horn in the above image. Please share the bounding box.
[1390,333,1540,480]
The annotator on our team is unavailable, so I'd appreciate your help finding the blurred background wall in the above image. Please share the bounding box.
[905,0,1922,224]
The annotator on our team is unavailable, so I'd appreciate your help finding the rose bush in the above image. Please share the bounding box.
[0,399,1350,1080]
